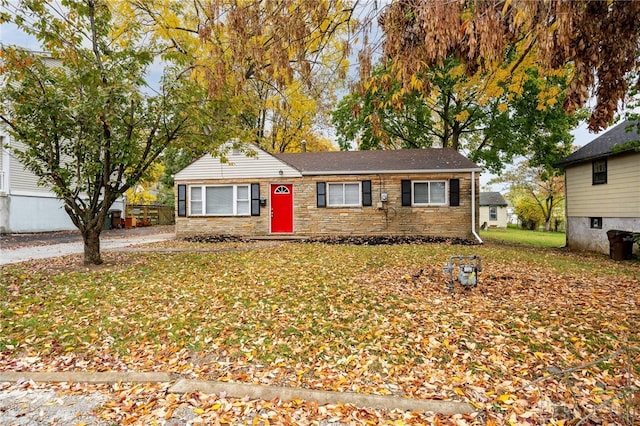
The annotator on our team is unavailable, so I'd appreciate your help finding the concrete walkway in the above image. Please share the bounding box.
[0,232,174,265]
[0,371,475,415]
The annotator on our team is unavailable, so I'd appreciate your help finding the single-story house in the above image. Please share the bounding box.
[174,145,483,240]
[554,120,640,255]
[479,192,508,228]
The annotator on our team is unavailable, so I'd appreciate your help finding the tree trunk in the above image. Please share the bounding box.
[82,226,103,265]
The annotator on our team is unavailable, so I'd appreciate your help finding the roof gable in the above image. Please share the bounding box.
[555,120,640,167]
[174,145,302,180]
[274,148,481,175]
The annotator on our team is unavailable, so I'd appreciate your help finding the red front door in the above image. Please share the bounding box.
[271,184,293,233]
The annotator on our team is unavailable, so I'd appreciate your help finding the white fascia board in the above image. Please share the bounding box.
[298,168,483,176]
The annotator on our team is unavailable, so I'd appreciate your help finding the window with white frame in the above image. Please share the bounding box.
[412,181,447,205]
[489,206,498,221]
[189,185,250,216]
[327,182,361,207]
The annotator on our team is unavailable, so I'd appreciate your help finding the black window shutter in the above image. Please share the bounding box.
[449,179,460,206]
[316,182,326,208]
[251,183,260,216]
[401,180,411,206]
[362,180,372,206]
[177,184,187,217]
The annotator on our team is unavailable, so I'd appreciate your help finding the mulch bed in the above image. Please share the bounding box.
[183,234,478,245]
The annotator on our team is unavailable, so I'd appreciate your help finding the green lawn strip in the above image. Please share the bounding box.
[480,227,566,247]
[1,242,638,422]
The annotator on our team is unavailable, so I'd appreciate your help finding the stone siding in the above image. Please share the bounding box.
[176,173,479,239]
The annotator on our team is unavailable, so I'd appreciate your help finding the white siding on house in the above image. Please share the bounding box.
[8,139,52,194]
[0,135,5,193]
[6,194,76,232]
[566,152,640,218]
[479,205,508,228]
[175,148,302,181]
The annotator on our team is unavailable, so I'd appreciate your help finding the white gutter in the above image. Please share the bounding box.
[471,170,483,243]
[297,168,483,176]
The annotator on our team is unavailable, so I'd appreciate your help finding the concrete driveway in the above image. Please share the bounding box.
[0,226,175,265]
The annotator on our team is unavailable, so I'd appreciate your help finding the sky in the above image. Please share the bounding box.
[0,7,608,192]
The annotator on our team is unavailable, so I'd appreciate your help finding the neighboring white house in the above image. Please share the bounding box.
[554,120,640,255]
[479,191,508,228]
[0,130,125,233]
[1,53,126,233]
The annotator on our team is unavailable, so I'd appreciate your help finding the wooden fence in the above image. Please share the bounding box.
[125,204,175,226]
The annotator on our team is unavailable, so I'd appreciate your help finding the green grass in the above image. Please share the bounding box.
[480,226,566,247]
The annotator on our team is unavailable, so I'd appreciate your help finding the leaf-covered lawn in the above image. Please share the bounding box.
[1,241,639,424]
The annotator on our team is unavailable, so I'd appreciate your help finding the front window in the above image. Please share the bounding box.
[489,206,498,221]
[328,182,361,207]
[592,159,607,185]
[413,181,447,205]
[189,185,250,216]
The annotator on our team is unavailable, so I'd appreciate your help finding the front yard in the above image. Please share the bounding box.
[1,240,638,424]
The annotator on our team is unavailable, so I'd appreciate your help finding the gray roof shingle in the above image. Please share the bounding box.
[479,192,507,206]
[273,148,481,175]
[555,120,640,167]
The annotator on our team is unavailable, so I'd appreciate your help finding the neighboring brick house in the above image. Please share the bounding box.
[174,145,483,240]
[554,120,640,254]
[479,192,508,228]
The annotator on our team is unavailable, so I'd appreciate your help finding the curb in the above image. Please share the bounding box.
[0,372,475,415]
[169,379,475,415]
[0,371,172,384]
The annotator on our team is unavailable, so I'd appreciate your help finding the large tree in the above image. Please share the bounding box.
[123,0,355,153]
[376,0,640,132]
[334,57,579,173]
[0,0,203,264]
[490,161,566,232]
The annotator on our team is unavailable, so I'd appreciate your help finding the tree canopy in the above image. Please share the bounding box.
[0,0,203,264]
[121,0,355,153]
[334,56,579,173]
[490,160,566,232]
[377,0,640,132]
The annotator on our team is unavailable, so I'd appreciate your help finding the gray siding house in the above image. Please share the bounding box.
[555,120,640,254]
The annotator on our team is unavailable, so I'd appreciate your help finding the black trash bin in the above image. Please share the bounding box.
[606,230,634,260]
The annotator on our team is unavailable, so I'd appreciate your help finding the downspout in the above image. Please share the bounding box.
[471,170,483,243]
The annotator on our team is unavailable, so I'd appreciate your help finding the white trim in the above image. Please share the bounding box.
[472,171,483,243]
[8,189,60,198]
[0,135,6,193]
[188,184,251,217]
[327,182,361,207]
[411,180,447,206]
[489,206,498,221]
[298,168,483,176]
